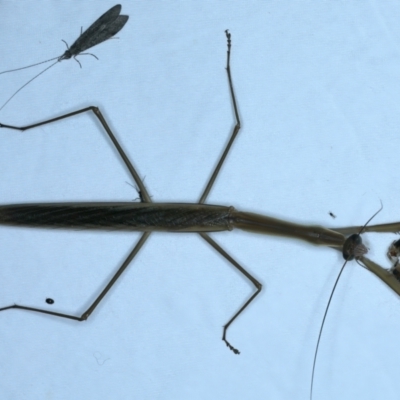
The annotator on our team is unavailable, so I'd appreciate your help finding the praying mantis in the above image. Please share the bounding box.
[0,3,400,400]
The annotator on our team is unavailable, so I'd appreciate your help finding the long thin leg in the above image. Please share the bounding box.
[199,232,262,354]
[0,106,151,202]
[334,221,400,235]
[198,30,241,204]
[0,232,150,320]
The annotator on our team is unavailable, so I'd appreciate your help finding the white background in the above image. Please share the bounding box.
[0,1,400,399]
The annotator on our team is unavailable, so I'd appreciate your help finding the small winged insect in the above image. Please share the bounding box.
[124,180,149,203]
[0,4,129,111]
[329,211,336,219]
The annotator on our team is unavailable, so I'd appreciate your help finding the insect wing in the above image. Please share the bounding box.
[79,15,129,52]
[69,5,129,54]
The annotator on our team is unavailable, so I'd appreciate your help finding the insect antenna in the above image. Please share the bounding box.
[310,202,383,399]
[0,56,60,75]
[0,60,59,112]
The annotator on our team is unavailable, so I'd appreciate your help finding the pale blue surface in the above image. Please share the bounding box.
[0,1,400,399]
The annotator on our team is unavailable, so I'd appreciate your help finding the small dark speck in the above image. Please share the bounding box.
[46,298,54,305]
[93,351,110,366]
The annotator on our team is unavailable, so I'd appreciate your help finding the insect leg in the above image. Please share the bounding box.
[334,221,400,235]
[0,106,151,202]
[0,232,150,320]
[199,30,241,203]
[199,233,262,354]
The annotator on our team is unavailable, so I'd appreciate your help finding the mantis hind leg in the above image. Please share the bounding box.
[199,233,262,354]
[0,232,150,320]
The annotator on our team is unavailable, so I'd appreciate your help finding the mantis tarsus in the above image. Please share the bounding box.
[1,30,400,396]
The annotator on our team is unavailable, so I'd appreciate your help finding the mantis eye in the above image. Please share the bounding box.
[388,239,400,260]
[342,234,368,260]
